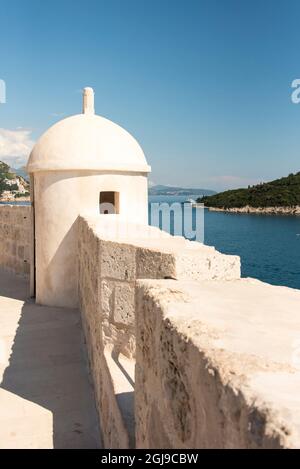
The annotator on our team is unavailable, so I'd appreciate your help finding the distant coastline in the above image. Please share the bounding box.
[198,172,300,214]
[0,161,30,202]
[149,184,216,197]
[207,205,300,215]
[0,196,30,203]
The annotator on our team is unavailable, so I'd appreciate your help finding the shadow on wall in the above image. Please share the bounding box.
[0,268,29,301]
[36,219,79,308]
[0,274,101,448]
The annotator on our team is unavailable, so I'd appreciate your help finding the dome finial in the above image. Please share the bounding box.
[83,87,95,115]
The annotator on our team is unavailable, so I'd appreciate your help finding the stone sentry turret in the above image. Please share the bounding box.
[27,88,151,308]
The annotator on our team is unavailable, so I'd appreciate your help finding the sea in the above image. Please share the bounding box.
[1,198,299,290]
[149,195,300,290]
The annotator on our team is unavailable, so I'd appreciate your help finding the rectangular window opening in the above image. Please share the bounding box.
[99,191,120,214]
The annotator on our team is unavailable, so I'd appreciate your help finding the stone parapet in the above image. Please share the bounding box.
[0,205,31,277]
[77,215,241,448]
[135,278,300,449]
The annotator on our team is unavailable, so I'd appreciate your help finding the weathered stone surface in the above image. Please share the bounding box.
[77,216,242,449]
[136,248,176,279]
[135,278,300,449]
[100,240,136,281]
[0,205,31,276]
[114,283,135,326]
[101,280,114,320]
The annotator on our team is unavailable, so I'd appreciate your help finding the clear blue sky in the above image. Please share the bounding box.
[0,0,300,190]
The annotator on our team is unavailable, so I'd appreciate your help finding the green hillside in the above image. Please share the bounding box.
[198,172,300,209]
[0,161,30,198]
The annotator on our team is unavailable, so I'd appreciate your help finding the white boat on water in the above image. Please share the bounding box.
[182,198,198,206]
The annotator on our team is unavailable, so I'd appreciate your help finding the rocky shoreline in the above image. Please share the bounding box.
[208,205,300,215]
[0,196,30,203]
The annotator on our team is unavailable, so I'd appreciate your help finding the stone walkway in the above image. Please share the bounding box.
[0,270,101,448]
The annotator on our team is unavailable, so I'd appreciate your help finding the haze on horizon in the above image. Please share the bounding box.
[0,0,299,192]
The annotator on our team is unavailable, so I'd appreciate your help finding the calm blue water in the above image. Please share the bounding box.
[149,195,300,290]
[0,201,30,206]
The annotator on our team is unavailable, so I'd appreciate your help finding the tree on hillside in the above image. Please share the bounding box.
[0,161,10,174]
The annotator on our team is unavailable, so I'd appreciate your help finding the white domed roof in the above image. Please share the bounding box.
[27,88,150,173]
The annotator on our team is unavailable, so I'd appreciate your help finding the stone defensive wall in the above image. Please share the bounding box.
[2,206,300,449]
[135,279,300,448]
[78,216,300,449]
[78,216,240,448]
[0,205,31,277]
